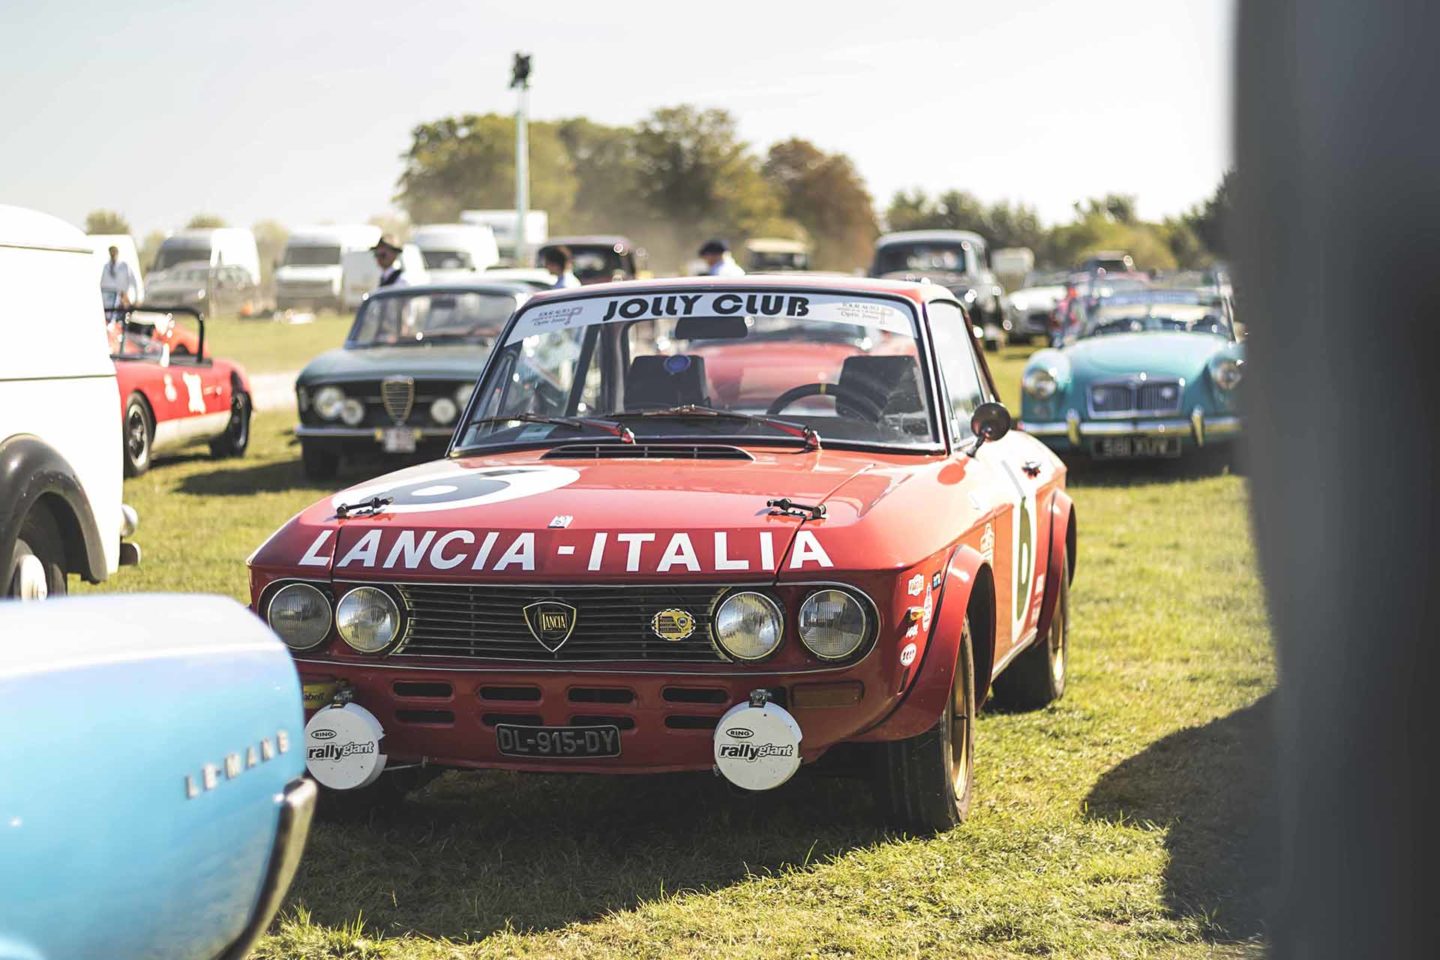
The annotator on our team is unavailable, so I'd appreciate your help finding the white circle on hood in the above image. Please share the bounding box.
[332,463,580,515]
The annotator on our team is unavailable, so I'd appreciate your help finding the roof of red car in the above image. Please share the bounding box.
[524,273,931,304]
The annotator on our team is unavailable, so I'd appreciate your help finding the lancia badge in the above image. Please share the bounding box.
[549,515,573,529]
[523,601,578,652]
[651,608,696,642]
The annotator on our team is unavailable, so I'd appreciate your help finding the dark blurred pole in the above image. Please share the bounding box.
[1235,2,1440,956]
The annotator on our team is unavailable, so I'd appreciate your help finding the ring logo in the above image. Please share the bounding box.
[725,727,754,740]
[310,728,337,740]
[717,742,794,762]
[307,741,377,762]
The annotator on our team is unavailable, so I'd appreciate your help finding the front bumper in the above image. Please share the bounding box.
[1020,406,1242,450]
[215,777,316,960]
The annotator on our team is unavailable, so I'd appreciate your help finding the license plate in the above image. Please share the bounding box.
[1092,436,1182,459]
[496,724,621,759]
[382,427,416,453]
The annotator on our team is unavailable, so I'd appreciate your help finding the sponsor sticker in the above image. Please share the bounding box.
[304,703,386,791]
[651,608,696,642]
[900,641,918,666]
[906,574,925,596]
[712,701,803,792]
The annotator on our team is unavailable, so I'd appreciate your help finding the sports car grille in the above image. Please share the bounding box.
[1088,380,1183,416]
[382,376,415,422]
[395,584,731,662]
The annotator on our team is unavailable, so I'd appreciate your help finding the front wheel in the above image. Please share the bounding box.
[210,388,251,458]
[4,510,68,600]
[123,393,153,477]
[992,543,1070,710]
[875,617,976,832]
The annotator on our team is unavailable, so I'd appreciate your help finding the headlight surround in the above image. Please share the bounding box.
[340,397,365,426]
[1023,368,1059,399]
[712,591,784,662]
[430,396,458,424]
[798,589,870,661]
[265,582,332,650]
[1210,357,1243,391]
[335,586,403,654]
[314,386,346,420]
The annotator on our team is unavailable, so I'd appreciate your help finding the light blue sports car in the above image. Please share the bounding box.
[1018,288,1243,460]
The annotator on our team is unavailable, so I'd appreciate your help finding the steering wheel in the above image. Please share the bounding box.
[766,382,885,422]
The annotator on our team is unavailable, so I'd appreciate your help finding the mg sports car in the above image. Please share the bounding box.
[248,276,1077,832]
[1018,288,1243,460]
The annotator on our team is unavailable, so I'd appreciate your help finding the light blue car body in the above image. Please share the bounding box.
[0,595,313,960]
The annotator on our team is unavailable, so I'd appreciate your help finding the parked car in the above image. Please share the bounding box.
[1049,272,1152,345]
[413,224,501,283]
[744,238,810,272]
[341,243,429,311]
[250,275,1077,832]
[1018,288,1243,459]
[0,594,313,959]
[1003,269,1071,344]
[152,228,262,288]
[1078,250,1135,275]
[536,236,644,283]
[111,306,252,476]
[275,225,381,312]
[294,283,531,480]
[143,262,262,318]
[1,205,138,599]
[871,230,1006,351]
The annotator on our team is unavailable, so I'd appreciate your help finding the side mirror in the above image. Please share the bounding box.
[968,401,1011,456]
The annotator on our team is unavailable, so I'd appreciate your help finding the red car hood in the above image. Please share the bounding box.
[253,448,894,581]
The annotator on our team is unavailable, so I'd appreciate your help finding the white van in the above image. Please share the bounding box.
[275,225,382,312]
[411,224,500,283]
[459,210,548,263]
[1,206,137,598]
[340,242,429,310]
[88,234,145,304]
[151,228,261,286]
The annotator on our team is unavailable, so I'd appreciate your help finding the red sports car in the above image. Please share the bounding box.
[111,306,252,476]
[248,276,1076,831]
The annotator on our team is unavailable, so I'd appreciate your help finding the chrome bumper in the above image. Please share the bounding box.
[1019,406,1241,448]
[294,425,455,441]
[217,777,316,960]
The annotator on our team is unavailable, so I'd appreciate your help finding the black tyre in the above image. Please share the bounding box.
[5,509,68,600]
[992,544,1070,710]
[317,767,440,821]
[301,441,340,481]
[210,387,251,458]
[876,616,976,833]
[123,393,153,477]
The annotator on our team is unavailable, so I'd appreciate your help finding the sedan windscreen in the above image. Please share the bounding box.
[349,291,517,346]
[874,243,968,276]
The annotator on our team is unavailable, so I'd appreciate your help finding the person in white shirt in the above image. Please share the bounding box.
[372,235,409,290]
[99,246,137,311]
[699,239,746,277]
[542,245,581,289]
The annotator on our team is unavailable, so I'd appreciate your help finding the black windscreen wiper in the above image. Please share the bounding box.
[613,405,820,450]
[468,413,635,443]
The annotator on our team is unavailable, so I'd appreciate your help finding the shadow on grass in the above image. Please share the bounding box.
[286,768,887,941]
[1062,445,1247,488]
[176,455,425,496]
[1085,694,1277,941]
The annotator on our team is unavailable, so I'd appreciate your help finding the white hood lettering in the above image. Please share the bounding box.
[337,529,382,568]
[657,533,701,572]
[299,530,332,567]
[788,531,834,569]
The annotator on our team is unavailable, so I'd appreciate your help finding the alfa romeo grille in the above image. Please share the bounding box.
[395,583,731,662]
[382,376,415,422]
[1088,380,1182,416]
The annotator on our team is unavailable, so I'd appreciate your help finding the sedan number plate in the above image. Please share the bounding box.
[1092,436,1182,459]
[496,724,621,759]
[382,427,417,453]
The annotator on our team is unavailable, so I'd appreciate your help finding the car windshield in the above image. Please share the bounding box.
[153,245,210,271]
[1080,295,1231,338]
[749,251,808,271]
[348,291,517,347]
[541,246,626,282]
[455,289,937,451]
[421,249,474,270]
[874,243,968,276]
[284,244,342,267]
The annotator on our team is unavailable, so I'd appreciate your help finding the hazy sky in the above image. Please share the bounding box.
[1,0,1234,237]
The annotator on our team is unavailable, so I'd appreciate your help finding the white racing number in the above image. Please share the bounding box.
[332,462,580,515]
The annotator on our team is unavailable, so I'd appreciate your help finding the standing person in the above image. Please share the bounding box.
[698,239,745,277]
[371,235,409,290]
[542,245,580,289]
[99,246,137,316]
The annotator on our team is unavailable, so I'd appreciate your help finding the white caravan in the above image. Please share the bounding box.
[411,224,500,283]
[151,228,261,286]
[459,210,548,263]
[275,225,381,312]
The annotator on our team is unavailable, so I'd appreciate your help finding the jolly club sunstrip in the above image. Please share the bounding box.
[248,276,1077,831]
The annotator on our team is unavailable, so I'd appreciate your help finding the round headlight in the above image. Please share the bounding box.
[340,397,365,426]
[1211,358,1243,391]
[430,396,458,424]
[798,589,870,661]
[1023,368,1059,399]
[314,386,345,420]
[266,582,332,650]
[454,383,475,408]
[713,591,783,661]
[335,587,402,653]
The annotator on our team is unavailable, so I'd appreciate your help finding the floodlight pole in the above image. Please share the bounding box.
[511,53,531,266]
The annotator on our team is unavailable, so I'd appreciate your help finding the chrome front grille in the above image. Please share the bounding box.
[395,583,731,662]
[1087,379,1183,417]
[382,376,415,422]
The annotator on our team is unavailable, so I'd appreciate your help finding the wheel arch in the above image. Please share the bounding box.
[0,435,108,583]
[1035,489,1076,639]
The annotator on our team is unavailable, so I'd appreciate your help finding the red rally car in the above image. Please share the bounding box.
[248,276,1076,831]
[111,306,252,476]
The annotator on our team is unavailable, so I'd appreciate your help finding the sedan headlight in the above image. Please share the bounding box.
[335,587,402,653]
[430,396,458,424]
[1023,368,1059,399]
[1211,357,1243,391]
[340,398,365,426]
[454,383,475,408]
[798,589,870,660]
[266,582,332,650]
[713,591,783,661]
[314,386,346,420]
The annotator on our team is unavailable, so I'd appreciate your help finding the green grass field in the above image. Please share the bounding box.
[203,311,353,374]
[84,345,1274,959]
